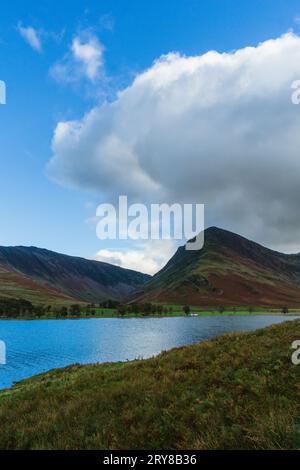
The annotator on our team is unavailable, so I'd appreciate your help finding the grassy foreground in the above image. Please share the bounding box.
[0,321,299,450]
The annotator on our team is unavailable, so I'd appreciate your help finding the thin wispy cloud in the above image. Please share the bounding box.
[294,16,300,26]
[99,14,115,32]
[50,33,104,84]
[72,36,104,80]
[17,23,42,52]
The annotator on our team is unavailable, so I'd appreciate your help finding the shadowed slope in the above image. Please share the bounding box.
[0,246,150,303]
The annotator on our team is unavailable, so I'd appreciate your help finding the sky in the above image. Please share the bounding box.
[1,0,300,274]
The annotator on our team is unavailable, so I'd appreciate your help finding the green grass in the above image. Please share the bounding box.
[0,320,299,449]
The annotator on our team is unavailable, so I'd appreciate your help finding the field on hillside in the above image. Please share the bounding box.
[91,306,300,318]
[1,303,300,320]
[154,304,300,316]
[0,320,299,449]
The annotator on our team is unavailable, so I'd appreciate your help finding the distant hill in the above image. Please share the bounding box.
[135,227,300,307]
[0,246,150,304]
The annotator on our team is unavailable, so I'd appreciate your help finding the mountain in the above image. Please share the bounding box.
[0,246,150,303]
[135,226,300,307]
[3,227,300,308]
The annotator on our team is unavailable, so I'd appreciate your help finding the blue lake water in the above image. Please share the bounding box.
[0,315,297,389]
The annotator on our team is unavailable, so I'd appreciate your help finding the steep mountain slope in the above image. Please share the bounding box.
[0,263,75,304]
[135,227,300,307]
[0,246,150,303]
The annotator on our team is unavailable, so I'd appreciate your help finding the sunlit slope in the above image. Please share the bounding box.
[0,264,76,303]
[136,227,300,307]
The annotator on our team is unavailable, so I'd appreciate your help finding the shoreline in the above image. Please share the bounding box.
[0,311,299,321]
[0,319,299,449]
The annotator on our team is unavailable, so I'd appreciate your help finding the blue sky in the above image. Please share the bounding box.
[1,0,300,273]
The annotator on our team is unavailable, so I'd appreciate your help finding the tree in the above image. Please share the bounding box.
[70,304,81,316]
[117,305,127,317]
[143,303,153,316]
[99,299,120,309]
[60,306,68,317]
[157,305,163,316]
[183,305,190,316]
[131,303,139,315]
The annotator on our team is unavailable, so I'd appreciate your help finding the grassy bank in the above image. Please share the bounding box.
[0,320,299,449]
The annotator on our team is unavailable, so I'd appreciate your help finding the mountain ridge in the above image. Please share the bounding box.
[2,227,300,307]
[135,226,300,307]
[0,245,150,303]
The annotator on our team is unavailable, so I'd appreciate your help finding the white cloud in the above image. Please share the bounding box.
[50,34,104,83]
[94,240,176,275]
[72,37,104,80]
[48,33,300,251]
[18,24,42,52]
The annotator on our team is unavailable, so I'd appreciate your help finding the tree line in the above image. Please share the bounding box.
[0,298,179,318]
[0,298,46,318]
[0,297,291,319]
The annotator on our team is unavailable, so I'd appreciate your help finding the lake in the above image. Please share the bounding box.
[0,315,297,389]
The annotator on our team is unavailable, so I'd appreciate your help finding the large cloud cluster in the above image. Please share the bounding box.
[48,33,300,251]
